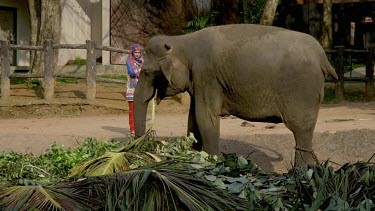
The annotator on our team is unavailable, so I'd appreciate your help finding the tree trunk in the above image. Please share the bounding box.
[27,0,38,72]
[321,0,333,49]
[28,0,61,74]
[260,0,279,26]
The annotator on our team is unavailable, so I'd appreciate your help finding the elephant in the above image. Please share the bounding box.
[134,24,338,168]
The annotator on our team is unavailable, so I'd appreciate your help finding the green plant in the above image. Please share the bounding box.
[182,12,217,34]
[1,132,374,210]
[323,87,337,103]
[0,138,123,185]
[69,56,87,66]
[243,0,266,24]
[323,86,374,103]
[100,74,128,80]
[57,77,79,84]
[31,79,41,88]
[10,78,28,85]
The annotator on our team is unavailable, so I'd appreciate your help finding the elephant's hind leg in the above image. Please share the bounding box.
[283,104,320,169]
[292,129,319,169]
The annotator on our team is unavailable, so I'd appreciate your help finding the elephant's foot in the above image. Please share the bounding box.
[294,146,319,169]
[192,141,203,151]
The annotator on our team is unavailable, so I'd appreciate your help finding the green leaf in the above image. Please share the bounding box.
[237,156,248,168]
[213,178,226,190]
[227,176,249,184]
[228,183,245,194]
[205,175,217,182]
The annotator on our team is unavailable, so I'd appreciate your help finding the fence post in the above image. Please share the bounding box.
[86,40,97,102]
[334,46,345,101]
[365,47,374,97]
[1,40,11,101]
[44,39,54,101]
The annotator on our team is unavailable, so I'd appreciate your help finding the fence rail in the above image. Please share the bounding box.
[1,40,374,103]
[1,39,130,103]
[324,46,374,100]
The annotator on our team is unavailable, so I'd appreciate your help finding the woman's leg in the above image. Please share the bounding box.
[128,101,135,134]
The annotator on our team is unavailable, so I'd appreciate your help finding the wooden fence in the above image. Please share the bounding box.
[0,40,374,103]
[325,47,374,100]
[0,39,130,102]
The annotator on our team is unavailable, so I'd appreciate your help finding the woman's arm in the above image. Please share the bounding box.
[126,61,137,77]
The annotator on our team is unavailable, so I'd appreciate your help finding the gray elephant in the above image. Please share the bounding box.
[134,24,338,168]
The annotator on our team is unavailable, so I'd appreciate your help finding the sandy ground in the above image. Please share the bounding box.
[0,80,374,173]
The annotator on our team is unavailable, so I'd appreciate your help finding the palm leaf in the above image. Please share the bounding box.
[69,129,165,177]
[79,163,248,210]
[0,185,99,211]
[69,151,157,177]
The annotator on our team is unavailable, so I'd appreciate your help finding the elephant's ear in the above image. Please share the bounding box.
[159,44,173,83]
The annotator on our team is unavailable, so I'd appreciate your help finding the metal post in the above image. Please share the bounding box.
[86,40,97,102]
[44,39,54,101]
[1,40,11,101]
[334,46,345,101]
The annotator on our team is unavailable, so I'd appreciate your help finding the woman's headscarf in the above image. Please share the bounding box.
[126,44,144,68]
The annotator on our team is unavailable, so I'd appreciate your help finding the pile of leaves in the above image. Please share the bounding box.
[0,132,374,210]
[0,138,122,185]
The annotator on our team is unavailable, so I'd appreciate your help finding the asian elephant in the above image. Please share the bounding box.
[134,24,338,168]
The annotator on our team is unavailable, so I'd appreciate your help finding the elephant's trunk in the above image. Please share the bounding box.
[134,77,155,136]
[134,99,148,136]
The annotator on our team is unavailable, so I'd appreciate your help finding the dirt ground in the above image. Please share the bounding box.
[0,80,374,173]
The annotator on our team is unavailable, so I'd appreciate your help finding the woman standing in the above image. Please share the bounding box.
[125,44,143,136]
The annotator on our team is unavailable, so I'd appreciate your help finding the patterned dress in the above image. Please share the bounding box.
[125,44,143,101]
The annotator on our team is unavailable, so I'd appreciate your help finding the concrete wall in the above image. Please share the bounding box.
[102,0,110,65]
[0,0,30,66]
[60,0,92,66]
[59,0,109,65]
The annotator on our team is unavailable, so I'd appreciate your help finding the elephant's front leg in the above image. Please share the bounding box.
[188,98,203,150]
[194,101,221,157]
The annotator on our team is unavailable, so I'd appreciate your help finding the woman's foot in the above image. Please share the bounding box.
[130,131,135,137]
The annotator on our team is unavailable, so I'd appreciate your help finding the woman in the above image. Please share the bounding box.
[125,44,143,136]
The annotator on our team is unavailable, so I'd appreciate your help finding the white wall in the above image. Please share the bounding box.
[59,0,109,66]
[0,0,30,66]
[102,0,110,65]
[60,0,91,65]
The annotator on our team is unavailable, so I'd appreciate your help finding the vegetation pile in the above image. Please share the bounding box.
[0,132,374,210]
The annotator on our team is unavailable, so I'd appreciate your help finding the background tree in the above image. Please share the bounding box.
[321,0,333,49]
[27,0,61,73]
[260,0,279,25]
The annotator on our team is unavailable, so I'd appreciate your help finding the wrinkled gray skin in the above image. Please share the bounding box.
[134,24,338,168]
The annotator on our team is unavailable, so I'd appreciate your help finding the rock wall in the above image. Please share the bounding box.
[110,0,239,64]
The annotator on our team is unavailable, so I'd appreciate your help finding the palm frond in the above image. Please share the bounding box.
[0,185,99,211]
[81,163,248,211]
[69,151,156,177]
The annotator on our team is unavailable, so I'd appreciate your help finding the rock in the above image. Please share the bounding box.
[265,125,276,129]
[241,121,254,127]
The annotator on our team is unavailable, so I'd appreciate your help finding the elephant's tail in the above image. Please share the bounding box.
[321,54,338,81]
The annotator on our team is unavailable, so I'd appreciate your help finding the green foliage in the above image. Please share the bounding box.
[243,0,266,24]
[57,77,79,84]
[0,185,99,210]
[9,78,42,87]
[323,86,374,103]
[323,87,337,103]
[101,74,128,80]
[30,79,41,88]
[68,56,87,66]
[182,12,217,34]
[1,133,374,210]
[0,138,122,186]
[10,78,28,85]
